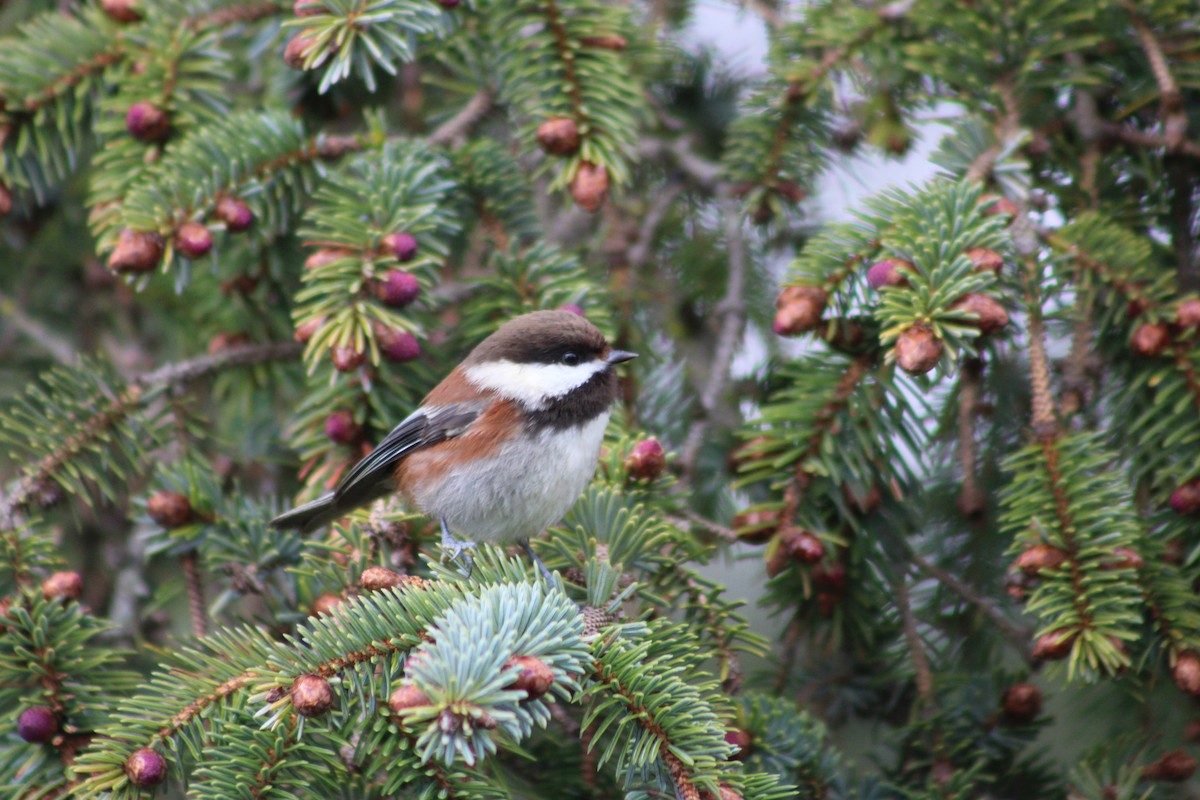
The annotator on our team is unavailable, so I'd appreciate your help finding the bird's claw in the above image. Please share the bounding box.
[439,517,476,577]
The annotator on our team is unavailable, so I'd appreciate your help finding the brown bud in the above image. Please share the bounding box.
[331,346,366,372]
[1186,720,1200,743]
[536,117,581,157]
[214,196,254,232]
[374,270,420,307]
[41,571,83,602]
[309,593,344,617]
[765,539,792,578]
[1000,682,1042,724]
[359,566,404,592]
[894,324,943,375]
[175,221,213,259]
[1032,630,1073,661]
[812,561,847,593]
[579,35,627,51]
[1131,322,1171,358]
[305,247,355,271]
[284,35,317,70]
[1015,543,1066,576]
[125,101,170,142]
[570,162,609,213]
[773,285,828,336]
[1176,299,1200,329]
[124,748,167,787]
[952,294,1008,334]
[1142,750,1197,783]
[725,728,753,761]
[381,232,418,263]
[730,509,779,544]
[101,0,143,23]
[374,323,422,363]
[983,196,1018,217]
[1170,481,1200,515]
[147,491,193,528]
[388,683,430,715]
[965,247,1005,275]
[108,228,164,273]
[324,410,362,445]
[774,181,805,203]
[866,258,912,289]
[0,182,12,217]
[504,655,555,700]
[291,674,334,717]
[1105,547,1144,571]
[1174,651,1200,695]
[783,529,824,564]
[294,316,326,343]
[843,484,883,514]
[624,438,666,481]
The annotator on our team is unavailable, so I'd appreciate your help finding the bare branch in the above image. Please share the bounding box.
[427,91,496,148]
[0,290,77,364]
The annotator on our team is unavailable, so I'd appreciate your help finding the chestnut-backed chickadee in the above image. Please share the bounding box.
[271,310,636,578]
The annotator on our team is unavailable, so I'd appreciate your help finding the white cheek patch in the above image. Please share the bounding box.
[465,358,608,408]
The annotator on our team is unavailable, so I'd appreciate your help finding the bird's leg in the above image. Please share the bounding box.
[439,516,475,577]
[519,539,554,583]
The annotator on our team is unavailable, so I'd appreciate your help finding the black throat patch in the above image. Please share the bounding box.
[522,368,618,431]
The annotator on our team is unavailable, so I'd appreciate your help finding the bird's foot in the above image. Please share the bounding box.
[519,539,554,583]
[439,517,476,577]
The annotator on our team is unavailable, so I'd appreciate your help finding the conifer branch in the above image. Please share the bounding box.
[955,357,983,515]
[427,90,495,148]
[0,289,76,364]
[1123,3,1186,148]
[894,574,935,709]
[136,341,303,388]
[181,551,207,638]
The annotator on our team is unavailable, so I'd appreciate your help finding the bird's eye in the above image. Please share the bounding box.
[562,352,580,366]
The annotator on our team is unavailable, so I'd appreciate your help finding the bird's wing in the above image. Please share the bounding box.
[333,403,482,511]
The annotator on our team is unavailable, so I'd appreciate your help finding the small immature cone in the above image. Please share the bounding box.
[773,285,828,336]
[536,117,582,156]
[17,706,58,743]
[730,509,779,544]
[579,35,627,50]
[983,196,1018,217]
[1131,322,1171,358]
[724,728,753,761]
[359,566,405,592]
[284,35,317,70]
[1176,299,1200,329]
[783,528,824,564]
[175,221,213,258]
[1000,683,1042,724]
[290,674,334,717]
[504,655,555,700]
[331,346,366,372]
[965,247,1005,275]
[375,324,422,363]
[305,248,354,271]
[124,748,168,787]
[570,162,609,212]
[1142,750,1197,783]
[309,593,344,617]
[375,271,421,307]
[101,0,143,23]
[813,560,847,593]
[147,491,193,528]
[1105,547,1144,571]
[764,539,792,578]
[894,324,943,375]
[1169,480,1200,515]
[1014,543,1066,576]
[388,683,430,715]
[41,571,83,602]
[0,182,12,217]
[108,228,164,273]
[624,438,666,481]
[1032,630,1073,661]
[293,316,326,343]
[381,232,418,263]
[214,196,254,232]
[951,293,1009,334]
[866,258,912,289]
[324,410,361,445]
[125,101,170,142]
[1173,651,1200,695]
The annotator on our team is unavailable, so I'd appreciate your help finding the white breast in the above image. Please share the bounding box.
[413,411,610,542]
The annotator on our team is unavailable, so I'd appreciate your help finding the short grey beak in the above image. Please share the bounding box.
[606,350,637,365]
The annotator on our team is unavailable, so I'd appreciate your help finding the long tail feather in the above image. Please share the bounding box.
[269,493,339,532]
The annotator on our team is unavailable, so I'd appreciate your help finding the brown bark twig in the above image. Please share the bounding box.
[427,91,495,148]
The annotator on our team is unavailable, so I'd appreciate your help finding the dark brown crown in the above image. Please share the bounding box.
[465,310,609,365]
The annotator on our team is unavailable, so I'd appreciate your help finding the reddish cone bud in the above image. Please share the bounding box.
[894,325,943,374]
[765,540,792,578]
[773,285,828,336]
[867,258,912,289]
[375,271,421,307]
[125,101,170,142]
[1142,750,1197,783]
[579,35,627,50]
[175,222,213,258]
[1015,543,1066,576]
[359,566,404,592]
[1174,651,1200,695]
[374,324,422,363]
[291,675,334,717]
[504,655,555,700]
[1032,630,1073,661]
[951,293,1009,334]
[17,706,58,743]
[324,410,361,445]
[536,117,582,156]
[284,35,317,70]
[294,316,326,343]
[147,491,193,528]
[1105,547,1144,571]
[1000,683,1042,724]
[388,683,430,715]
[965,247,1005,275]
[1131,322,1171,358]
[813,561,847,593]
[108,228,164,273]
[124,748,167,787]
[570,162,609,212]
[1176,299,1200,329]
[0,182,12,217]
[983,196,1018,217]
[774,181,805,203]
[294,0,324,15]
[624,438,666,481]
[731,509,779,544]
[843,484,883,514]
[101,0,143,23]
[725,728,753,761]
[214,196,254,232]
[305,248,354,271]
[783,529,824,564]
[310,593,344,617]
[331,346,366,372]
[382,232,418,263]
[41,571,82,602]
[1169,481,1200,515]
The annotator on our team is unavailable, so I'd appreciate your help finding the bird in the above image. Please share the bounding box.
[270,309,637,580]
